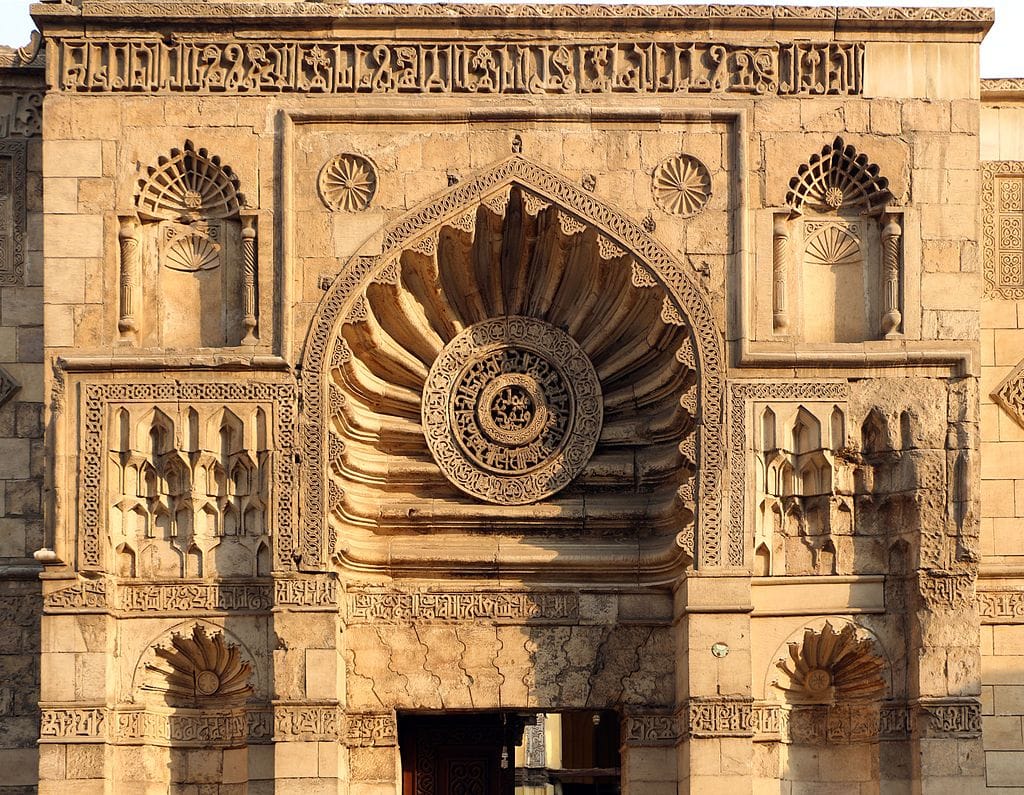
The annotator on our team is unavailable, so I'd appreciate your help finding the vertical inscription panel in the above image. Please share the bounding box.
[0,140,26,286]
[983,162,1024,299]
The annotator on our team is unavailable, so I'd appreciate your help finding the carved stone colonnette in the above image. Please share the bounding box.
[56,39,862,96]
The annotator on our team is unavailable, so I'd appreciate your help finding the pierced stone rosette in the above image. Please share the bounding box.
[422,316,602,505]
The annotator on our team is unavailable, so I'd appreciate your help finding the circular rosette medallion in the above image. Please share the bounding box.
[422,316,603,505]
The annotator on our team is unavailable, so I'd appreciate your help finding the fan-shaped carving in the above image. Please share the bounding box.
[136,140,243,222]
[318,153,377,212]
[143,625,253,706]
[786,137,890,214]
[772,621,885,704]
[652,154,712,217]
[803,224,862,268]
[161,223,223,272]
[329,184,697,535]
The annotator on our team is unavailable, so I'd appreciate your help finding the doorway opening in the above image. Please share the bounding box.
[399,710,621,795]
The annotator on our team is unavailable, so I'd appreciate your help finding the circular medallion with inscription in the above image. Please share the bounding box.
[422,316,602,505]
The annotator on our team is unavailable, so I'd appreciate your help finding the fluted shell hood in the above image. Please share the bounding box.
[325,178,701,545]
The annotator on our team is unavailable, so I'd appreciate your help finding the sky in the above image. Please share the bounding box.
[0,0,1021,77]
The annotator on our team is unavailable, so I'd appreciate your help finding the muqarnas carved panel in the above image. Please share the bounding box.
[0,140,26,286]
[754,400,853,576]
[982,161,1024,299]
[79,381,296,573]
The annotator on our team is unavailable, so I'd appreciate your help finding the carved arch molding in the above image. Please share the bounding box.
[300,155,726,572]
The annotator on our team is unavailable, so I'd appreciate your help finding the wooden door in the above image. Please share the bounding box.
[400,714,514,795]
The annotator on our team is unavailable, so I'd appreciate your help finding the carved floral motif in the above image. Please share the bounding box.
[318,153,378,212]
[652,154,711,217]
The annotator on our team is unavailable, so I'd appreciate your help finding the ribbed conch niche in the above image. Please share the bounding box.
[329,184,698,535]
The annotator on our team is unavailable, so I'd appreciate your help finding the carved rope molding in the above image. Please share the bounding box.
[77,381,297,572]
[302,153,726,571]
[54,38,862,96]
[729,381,850,568]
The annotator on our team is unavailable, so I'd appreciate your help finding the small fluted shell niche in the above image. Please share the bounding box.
[651,154,712,217]
[142,624,253,707]
[318,153,378,212]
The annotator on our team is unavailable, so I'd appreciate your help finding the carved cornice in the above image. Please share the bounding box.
[37,2,993,28]
[982,78,1024,98]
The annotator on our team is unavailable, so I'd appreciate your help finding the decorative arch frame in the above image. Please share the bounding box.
[299,155,726,573]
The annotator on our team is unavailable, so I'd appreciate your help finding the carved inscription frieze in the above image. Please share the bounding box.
[45,579,108,611]
[119,582,272,613]
[40,706,275,745]
[979,588,1024,623]
[275,578,338,608]
[0,140,26,287]
[345,712,398,746]
[56,39,862,96]
[983,161,1024,299]
[0,92,42,137]
[275,705,339,740]
[622,714,680,746]
[687,698,753,738]
[914,700,982,738]
[345,589,580,623]
[40,707,107,741]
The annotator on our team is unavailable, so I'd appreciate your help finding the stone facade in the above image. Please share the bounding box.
[1,1,1023,792]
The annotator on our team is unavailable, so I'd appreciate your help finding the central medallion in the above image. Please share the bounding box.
[422,316,602,505]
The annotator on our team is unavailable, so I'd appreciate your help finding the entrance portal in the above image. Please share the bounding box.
[399,711,622,795]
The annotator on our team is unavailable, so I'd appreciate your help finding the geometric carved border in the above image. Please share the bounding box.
[302,154,726,571]
[729,380,850,568]
[982,161,1024,299]
[78,381,297,572]
[0,139,27,286]
[991,357,1024,430]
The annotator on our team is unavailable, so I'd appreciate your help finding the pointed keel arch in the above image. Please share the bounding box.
[300,155,726,579]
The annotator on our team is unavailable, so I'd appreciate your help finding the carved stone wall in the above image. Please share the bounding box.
[17,3,998,793]
[0,50,44,789]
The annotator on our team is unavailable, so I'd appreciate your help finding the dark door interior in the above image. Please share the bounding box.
[400,713,516,795]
